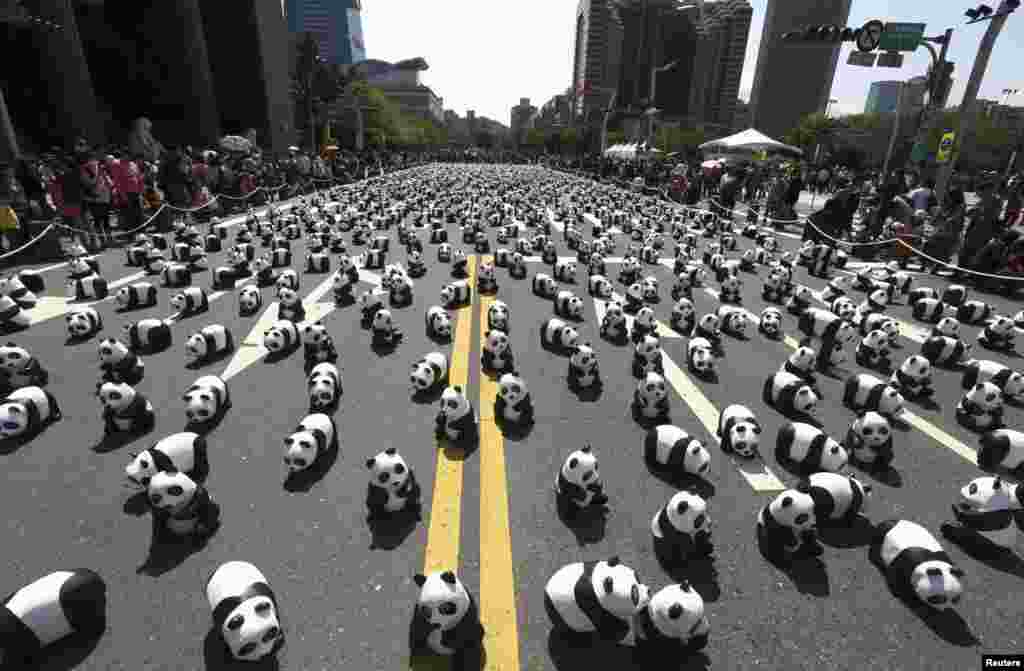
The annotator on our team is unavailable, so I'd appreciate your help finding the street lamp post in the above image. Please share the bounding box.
[907,29,954,172]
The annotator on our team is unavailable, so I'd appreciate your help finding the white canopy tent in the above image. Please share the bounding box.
[603,143,664,160]
[698,128,803,157]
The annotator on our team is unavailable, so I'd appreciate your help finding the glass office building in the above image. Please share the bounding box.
[286,0,366,65]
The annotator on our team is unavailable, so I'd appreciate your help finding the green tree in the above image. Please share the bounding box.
[291,33,349,151]
[559,127,579,155]
[606,130,627,148]
[524,128,545,151]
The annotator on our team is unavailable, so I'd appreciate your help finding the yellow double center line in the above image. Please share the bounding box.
[477,257,521,670]
[413,256,520,670]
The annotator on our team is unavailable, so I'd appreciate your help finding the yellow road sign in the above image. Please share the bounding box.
[937,131,956,163]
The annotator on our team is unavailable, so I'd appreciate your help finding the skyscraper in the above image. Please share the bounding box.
[748,0,852,139]
[865,81,903,115]
[572,0,623,119]
[687,0,752,130]
[285,0,366,66]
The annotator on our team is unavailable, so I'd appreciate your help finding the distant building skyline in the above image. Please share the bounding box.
[285,0,366,65]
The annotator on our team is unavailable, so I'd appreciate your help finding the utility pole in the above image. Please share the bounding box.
[883,82,907,177]
[935,2,1014,202]
[908,28,954,172]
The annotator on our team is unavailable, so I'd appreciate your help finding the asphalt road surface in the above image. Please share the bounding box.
[2,165,1022,671]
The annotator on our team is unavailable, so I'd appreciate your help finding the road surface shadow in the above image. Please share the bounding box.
[567,376,603,402]
[91,426,154,454]
[818,515,875,549]
[367,508,421,550]
[203,628,282,671]
[122,491,149,516]
[654,545,722,602]
[547,630,710,671]
[555,496,608,546]
[411,385,445,406]
[32,626,105,671]
[757,533,830,597]
[941,523,1024,580]
[138,519,219,577]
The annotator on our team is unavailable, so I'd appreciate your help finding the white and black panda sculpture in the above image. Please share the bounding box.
[97,381,155,435]
[555,444,609,515]
[125,432,208,489]
[543,557,649,646]
[842,373,905,419]
[0,343,48,391]
[97,338,144,385]
[481,329,513,373]
[978,315,1016,352]
[124,318,172,354]
[0,385,60,441]
[206,561,284,662]
[366,447,421,519]
[0,569,107,666]
[263,319,301,356]
[717,404,761,458]
[541,317,580,353]
[844,411,894,472]
[920,335,971,368]
[65,274,109,301]
[282,413,338,475]
[856,329,892,372]
[494,370,534,428]
[301,322,337,371]
[643,424,711,478]
[184,324,234,366]
[114,282,158,311]
[307,362,341,412]
[147,470,221,539]
[870,520,964,609]
[440,279,471,308]
[634,582,709,656]
[775,422,849,474]
[277,287,306,324]
[411,352,448,395]
[800,472,870,526]
[890,354,934,399]
[651,491,713,565]
[962,360,1024,405]
[425,306,453,341]
[758,306,783,339]
[66,307,102,341]
[955,382,1004,432]
[567,342,600,390]
[486,300,510,332]
[756,489,822,564]
[434,385,477,444]
[238,285,263,317]
[170,287,209,317]
[763,371,819,420]
[411,571,484,657]
[942,476,1023,556]
[183,375,231,428]
[633,371,670,422]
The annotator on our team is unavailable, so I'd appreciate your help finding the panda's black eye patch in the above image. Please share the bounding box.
[969,483,978,495]
[168,485,184,496]
[394,464,405,474]
[255,601,272,614]
[227,615,245,630]
[439,602,457,616]
[794,513,809,525]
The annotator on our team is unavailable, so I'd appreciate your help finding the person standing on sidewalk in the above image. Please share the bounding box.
[107,153,145,236]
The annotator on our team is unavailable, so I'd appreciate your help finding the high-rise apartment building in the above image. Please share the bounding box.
[748,0,852,139]
[572,0,623,119]
[687,0,752,130]
[865,81,903,115]
[285,0,366,65]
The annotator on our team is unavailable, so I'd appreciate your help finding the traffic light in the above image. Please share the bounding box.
[780,24,860,44]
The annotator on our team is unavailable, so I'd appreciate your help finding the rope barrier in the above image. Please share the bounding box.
[0,224,56,261]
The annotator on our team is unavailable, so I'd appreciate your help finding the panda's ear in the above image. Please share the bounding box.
[951,567,965,578]
[365,458,376,469]
[581,444,592,454]
[780,496,793,507]
[795,481,811,494]
[440,571,457,585]
[413,574,427,588]
[453,385,462,394]
[607,555,620,567]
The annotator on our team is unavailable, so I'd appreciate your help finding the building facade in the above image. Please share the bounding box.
[1,0,293,160]
[365,67,444,124]
[510,98,538,144]
[865,81,902,115]
[285,0,365,66]
[748,0,852,139]
[537,93,572,129]
[572,0,623,120]
[686,0,752,131]
[614,0,696,117]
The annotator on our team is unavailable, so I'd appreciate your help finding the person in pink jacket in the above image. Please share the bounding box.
[106,154,145,233]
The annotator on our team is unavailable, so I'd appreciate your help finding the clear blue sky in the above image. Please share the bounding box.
[361,0,1024,124]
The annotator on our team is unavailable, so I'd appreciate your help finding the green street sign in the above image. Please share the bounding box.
[910,142,928,163]
[879,22,926,52]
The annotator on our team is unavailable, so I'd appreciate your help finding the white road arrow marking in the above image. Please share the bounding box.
[220,263,382,381]
[25,270,147,325]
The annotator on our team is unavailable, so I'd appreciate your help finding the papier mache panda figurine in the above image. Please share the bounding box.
[0,569,107,666]
[844,411,894,472]
[366,447,421,519]
[410,571,484,657]
[568,342,600,390]
[870,520,964,609]
[634,581,710,657]
[955,382,1004,432]
[434,385,477,444]
[0,385,61,442]
[717,404,761,459]
[206,561,284,662]
[146,470,221,541]
[554,444,609,517]
[756,488,822,565]
[97,381,155,435]
[0,343,48,392]
[651,491,713,565]
[941,476,1024,558]
[801,472,871,527]
[493,370,534,429]
[543,557,650,646]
